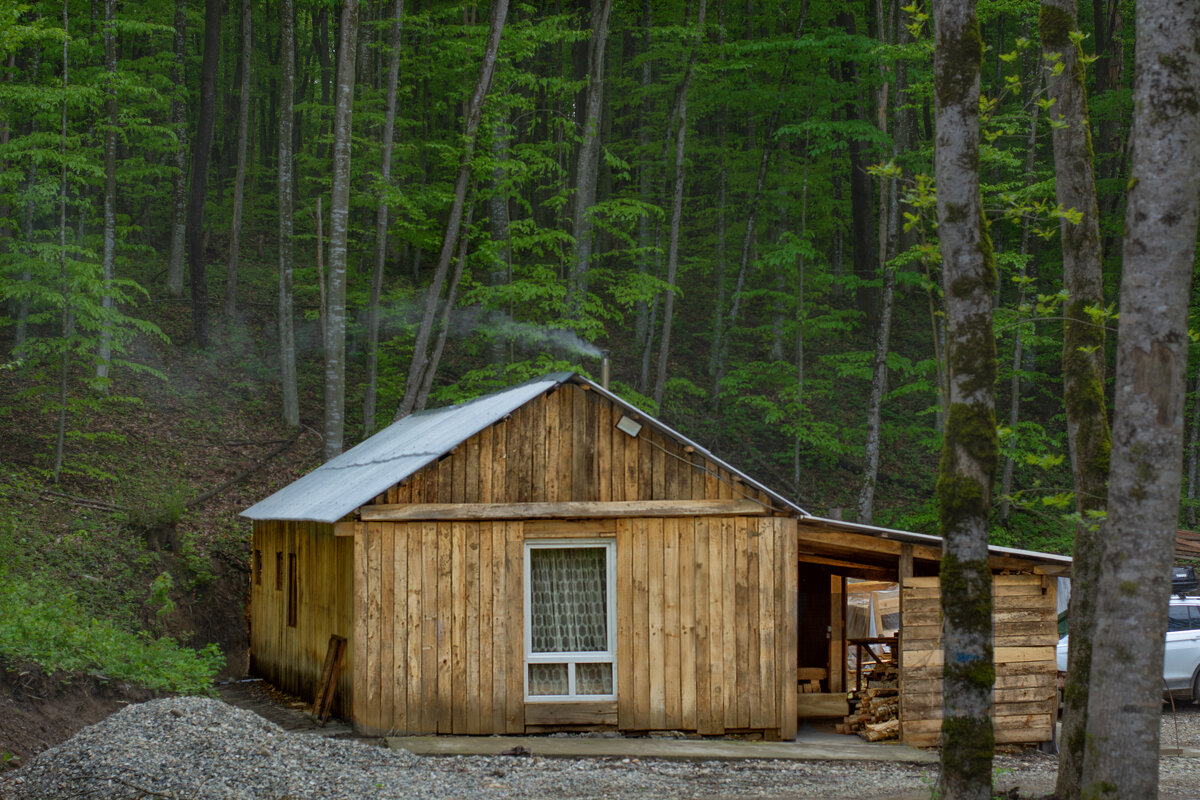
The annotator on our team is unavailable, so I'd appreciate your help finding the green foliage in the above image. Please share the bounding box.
[0,572,221,694]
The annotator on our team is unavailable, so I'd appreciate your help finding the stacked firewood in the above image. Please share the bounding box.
[838,659,901,741]
[838,687,900,740]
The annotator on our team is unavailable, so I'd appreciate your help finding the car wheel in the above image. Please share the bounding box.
[1193,671,1200,704]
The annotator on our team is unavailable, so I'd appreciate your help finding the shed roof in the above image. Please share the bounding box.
[242,372,807,523]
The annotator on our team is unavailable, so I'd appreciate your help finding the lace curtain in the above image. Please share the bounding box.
[529,547,608,653]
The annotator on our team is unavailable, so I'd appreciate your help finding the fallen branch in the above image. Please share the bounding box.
[185,433,301,510]
[39,489,129,513]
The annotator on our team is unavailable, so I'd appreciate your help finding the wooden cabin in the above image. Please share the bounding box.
[242,372,1068,747]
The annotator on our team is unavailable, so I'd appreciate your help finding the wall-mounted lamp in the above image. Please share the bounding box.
[616,415,643,438]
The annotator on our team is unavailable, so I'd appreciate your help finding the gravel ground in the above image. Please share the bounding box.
[5,697,1200,800]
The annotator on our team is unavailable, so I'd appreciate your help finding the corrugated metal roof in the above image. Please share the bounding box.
[241,373,571,522]
[796,515,1072,567]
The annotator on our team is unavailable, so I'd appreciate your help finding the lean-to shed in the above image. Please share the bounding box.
[242,372,1068,746]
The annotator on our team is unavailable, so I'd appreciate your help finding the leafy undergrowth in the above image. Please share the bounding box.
[0,300,328,700]
[0,575,222,695]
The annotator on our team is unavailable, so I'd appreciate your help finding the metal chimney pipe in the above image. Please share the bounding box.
[600,350,611,391]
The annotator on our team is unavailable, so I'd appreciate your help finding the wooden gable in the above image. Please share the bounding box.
[357,382,781,514]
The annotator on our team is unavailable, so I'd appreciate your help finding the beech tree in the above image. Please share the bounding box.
[1081,1,1200,797]
[1040,0,1110,796]
[322,0,360,460]
[930,1,996,798]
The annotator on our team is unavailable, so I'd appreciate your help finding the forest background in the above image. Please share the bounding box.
[0,0,1187,760]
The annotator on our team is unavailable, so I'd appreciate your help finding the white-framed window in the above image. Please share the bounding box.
[524,539,617,701]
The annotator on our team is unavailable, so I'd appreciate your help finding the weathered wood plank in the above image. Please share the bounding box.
[758,517,776,730]
[523,701,618,726]
[693,518,712,734]
[392,522,407,732]
[451,522,467,732]
[734,519,750,729]
[436,522,453,732]
[532,392,547,503]
[617,518,634,727]
[353,524,367,731]
[366,524,381,733]
[420,521,438,732]
[648,517,666,730]
[559,388,574,500]
[505,520,524,733]
[545,389,560,502]
[378,523,393,731]
[780,517,798,740]
[406,524,423,732]
[746,520,762,729]
[523,519,618,537]
[663,517,681,728]
[680,519,697,732]
[478,426,493,505]
[478,522,493,735]
[597,397,612,503]
[632,518,650,729]
[721,517,737,730]
[361,499,768,522]
[491,521,507,733]
[465,523,480,734]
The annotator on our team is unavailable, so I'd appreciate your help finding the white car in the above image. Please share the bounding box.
[1056,596,1200,701]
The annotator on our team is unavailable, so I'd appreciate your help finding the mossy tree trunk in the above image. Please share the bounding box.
[931,2,996,798]
[363,0,405,438]
[1040,2,1111,797]
[1080,2,1200,797]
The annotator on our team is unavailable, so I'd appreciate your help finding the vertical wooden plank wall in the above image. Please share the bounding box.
[615,515,796,738]
[248,520,354,715]
[353,519,525,735]
[898,574,1058,747]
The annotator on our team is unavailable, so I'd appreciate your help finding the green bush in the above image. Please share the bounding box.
[0,575,222,694]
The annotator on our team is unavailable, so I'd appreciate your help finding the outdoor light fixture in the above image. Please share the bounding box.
[615,415,643,438]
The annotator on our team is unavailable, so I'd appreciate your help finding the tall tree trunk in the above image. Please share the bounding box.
[187,0,221,347]
[167,0,188,298]
[225,0,252,319]
[394,0,509,420]
[1081,3,1200,797]
[857,3,898,525]
[95,0,117,387]
[566,0,615,320]
[278,0,299,427]
[322,0,360,460]
[931,2,996,798]
[652,0,706,411]
[53,0,70,485]
[363,0,405,438]
[1040,2,1111,796]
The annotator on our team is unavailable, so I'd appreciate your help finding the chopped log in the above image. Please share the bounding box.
[861,718,900,741]
[311,634,347,724]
